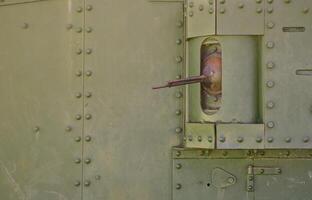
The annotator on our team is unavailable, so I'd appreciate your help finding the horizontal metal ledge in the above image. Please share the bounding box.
[149,0,183,2]
[0,0,49,6]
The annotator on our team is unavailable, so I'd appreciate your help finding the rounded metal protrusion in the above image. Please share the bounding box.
[256,136,263,143]
[84,181,91,187]
[267,7,274,14]
[198,136,202,142]
[75,114,82,120]
[95,175,101,180]
[85,114,92,120]
[209,0,214,4]
[86,48,92,54]
[220,0,225,4]
[76,70,82,77]
[219,136,226,143]
[256,8,263,13]
[175,91,183,98]
[75,92,82,98]
[238,2,244,9]
[266,101,275,109]
[266,61,275,69]
[208,136,213,143]
[189,1,194,8]
[219,8,225,14]
[200,150,205,156]
[75,136,82,142]
[76,6,83,12]
[267,121,275,128]
[256,0,262,3]
[176,56,183,63]
[176,163,182,169]
[176,75,181,79]
[76,49,82,55]
[260,169,265,174]
[303,136,310,143]
[66,24,73,30]
[74,181,81,187]
[86,27,93,33]
[176,39,182,45]
[86,5,93,11]
[267,137,274,143]
[75,158,81,164]
[84,158,91,164]
[176,151,181,157]
[285,137,292,143]
[33,126,40,132]
[227,177,235,184]
[237,136,244,143]
[248,185,253,191]
[266,41,275,49]
[175,127,182,133]
[176,184,182,190]
[267,21,275,29]
[199,4,204,11]
[65,126,72,132]
[21,23,29,29]
[176,21,183,28]
[303,8,309,14]
[189,11,194,17]
[248,176,254,181]
[85,92,92,98]
[85,136,92,142]
[208,7,214,14]
[175,109,182,116]
[76,27,82,33]
[267,0,273,3]
[284,0,291,3]
[266,80,275,88]
[85,70,92,77]
[188,135,193,141]
[222,151,228,156]
[277,168,282,174]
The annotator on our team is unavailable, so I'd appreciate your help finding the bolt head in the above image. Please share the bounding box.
[176,39,182,45]
[85,114,92,120]
[86,70,92,76]
[76,71,82,77]
[76,92,82,98]
[199,4,204,11]
[33,126,40,132]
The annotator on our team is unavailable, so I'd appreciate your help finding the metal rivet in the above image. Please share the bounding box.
[21,23,29,29]
[74,181,81,187]
[75,114,82,120]
[222,151,228,156]
[238,3,244,8]
[260,169,265,174]
[75,158,81,164]
[256,0,262,3]
[175,91,183,98]
[76,27,82,33]
[248,185,253,191]
[76,49,82,55]
[248,176,254,181]
[200,150,205,156]
[189,11,194,17]
[84,158,91,164]
[267,0,273,3]
[176,39,182,45]
[284,0,290,3]
[189,1,194,8]
[219,136,226,143]
[86,5,93,11]
[237,137,244,143]
[220,8,225,14]
[176,151,181,157]
[209,0,213,4]
[84,181,91,187]
[285,137,292,143]
[198,136,202,142]
[175,109,182,115]
[303,8,309,14]
[303,136,310,143]
[188,135,193,141]
[86,49,92,54]
[76,6,83,12]
[95,175,101,180]
[267,7,274,13]
[176,184,182,190]
[75,136,81,142]
[266,41,275,48]
[267,121,275,128]
[176,163,182,169]
[220,0,225,4]
[256,8,263,13]
[208,136,213,143]
[260,151,265,156]
[176,56,183,63]
[85,136,92,142]
[266,101,275,109]
[208,7,214,14]
[256,137,263,143]
[175,127,182,133]
[267,22,275,29]
[76,71,82,77]
[86,70,92,77]
[75,92,82,98]
[86,27,93,33]
[266,61,275,69]
[277,168,282,174]
[267,137,274,143]
[85,92,92,98]
[65,126,72,132]
[66,24,73,30]
[85,114,92,120]
[33,126,40,132]
[266,80,275,88]
[176,21,183,28]
[199,4,204,11]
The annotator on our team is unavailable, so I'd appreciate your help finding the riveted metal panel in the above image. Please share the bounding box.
[254,159,312,200]
[216,124,264,149]
[82,0,183,199]
[184,123,215,149]
[216,0,264,35]
[0,0,83,199]
[188,36,259,123]
[186,0,215,38]
[0,0,48,6]
[173,158,253,200]
[261,0,312,148]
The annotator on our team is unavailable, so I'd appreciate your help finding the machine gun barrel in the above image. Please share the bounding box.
[152,75,208,90]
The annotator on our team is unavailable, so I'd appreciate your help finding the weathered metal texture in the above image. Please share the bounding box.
[216,124,264,149]
[82,0,183,199]
[184,123,215,149]
[0,0,83,199]
[216,0,264,35]
[186,0,215,38]
[261,0,312,148]
[188,36,259,123]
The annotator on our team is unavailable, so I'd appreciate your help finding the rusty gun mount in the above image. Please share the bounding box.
[152,75,209,90]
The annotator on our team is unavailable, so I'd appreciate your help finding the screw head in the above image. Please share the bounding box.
[267,0,273,3]
[256,0,262,3]
[208,7,214,14]
[76,49,82,55]
[188,135,193,141]
[75,27,82,33]
[86,48,92,54]
[176,39,182,45]
[197,136,202,142]
[199,4,204,11]
[248,185,253,191]
[176,184,182,190]
[33,126,40,132]
[188,11,194,17]
[175,92,183,98]
[76,6,83,12]
[220,0,225,4]
[238,3,244,9]
[189,1,194,8]
[284,0,291,3]
[219,136,226,143]
[175,127,182,133]
[85,92,92,98]
[227,177,235,184]
[21,23,29,29]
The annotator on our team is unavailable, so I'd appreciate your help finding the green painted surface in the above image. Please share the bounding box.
[184,123,215,149]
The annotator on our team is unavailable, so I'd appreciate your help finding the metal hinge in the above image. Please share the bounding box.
[246,165,282,192]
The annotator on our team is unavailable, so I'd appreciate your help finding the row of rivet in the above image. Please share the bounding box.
[218,136,311,143]
[188,0,214,16]
[219,0,263,14]
[184,135,213,143]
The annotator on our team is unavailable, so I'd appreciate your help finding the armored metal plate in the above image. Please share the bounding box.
[261,0,312,148]
[173,158,253,200]
[188,36,258,123]
[0,0,83,199]
[184,123,215,149]
[82,0,183,200]
[216,124,264,149]
[216,0,264,35]
[186,0,215,38]
[254,159,312,200]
